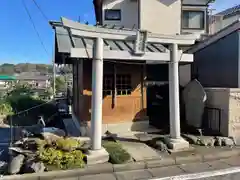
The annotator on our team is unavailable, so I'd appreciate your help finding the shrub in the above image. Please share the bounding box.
[4,94,57,126]
[0,101,13,116]
[36,137,86,170]
[56,138,83,152]
[103,141,131,164]
[38,147,85,170]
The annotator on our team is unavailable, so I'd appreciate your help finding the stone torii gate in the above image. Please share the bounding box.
[55,17,200,153]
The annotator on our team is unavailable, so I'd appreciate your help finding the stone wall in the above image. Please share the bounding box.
[205,88,240,138]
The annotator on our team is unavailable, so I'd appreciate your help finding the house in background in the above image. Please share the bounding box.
[15,72,51,89]
[94,0,212,35]
[188,19,240,88]
[209,4,240,35]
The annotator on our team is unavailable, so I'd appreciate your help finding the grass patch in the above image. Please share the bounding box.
[103,141,131,164]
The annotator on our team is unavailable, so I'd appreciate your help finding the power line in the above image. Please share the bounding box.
[21,0,50,57]
[31,0,49,22]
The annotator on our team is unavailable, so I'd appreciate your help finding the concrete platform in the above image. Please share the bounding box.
[120,141,161,161]
[86,148,109,165]
[165,137,190,152]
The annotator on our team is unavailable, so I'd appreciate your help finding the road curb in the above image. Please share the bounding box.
[113,161,146,172]
[175,154,203,165]
[202,149,240,162]
[0,163,114,180]
[1,149,240,179]
[145,158,175,168]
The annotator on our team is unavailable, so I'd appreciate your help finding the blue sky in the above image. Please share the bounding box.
[0,0,239,65]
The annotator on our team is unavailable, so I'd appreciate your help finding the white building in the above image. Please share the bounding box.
[209,4,240,35]
[94,0,213,35]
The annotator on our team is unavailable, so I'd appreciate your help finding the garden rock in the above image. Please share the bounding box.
[8,154,25,174]
[78,141,91,153]
[22,138,41,151]
[199,136,215,147]
[136,133,152,142]
[24,124,44,135]
[155,140,168,152]
[9,147,36,158]
[222,137,235,147]
[214,137,222,146]
[182,134,199,144]
[41,132,61,144]
[23,160,45,173]
[42,127,65,137]
[21,129,34,138]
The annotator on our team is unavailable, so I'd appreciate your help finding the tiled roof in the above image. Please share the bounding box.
[54,24,168,55]
[0,75,16,80]
[216,4,240,18]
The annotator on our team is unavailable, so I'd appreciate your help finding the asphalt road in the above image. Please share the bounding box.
[157,171,240,180]
[198,173,240,180]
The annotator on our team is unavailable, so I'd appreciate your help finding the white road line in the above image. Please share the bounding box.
[149,166,240,180]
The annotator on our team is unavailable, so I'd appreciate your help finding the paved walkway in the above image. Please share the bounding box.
[120,141,161,161]
[57,156,240,180]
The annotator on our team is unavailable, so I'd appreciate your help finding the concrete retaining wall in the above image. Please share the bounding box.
[205,88,240,138]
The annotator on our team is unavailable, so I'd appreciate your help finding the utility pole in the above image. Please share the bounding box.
[52,41,56,98]
[53,62,56,97]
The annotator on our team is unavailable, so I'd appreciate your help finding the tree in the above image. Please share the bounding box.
[7,83,32,97]
[55,76,66,93]
[0,64,14,75]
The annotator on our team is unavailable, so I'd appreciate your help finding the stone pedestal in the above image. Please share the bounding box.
[165,137,190,152]
[86,148,109,165]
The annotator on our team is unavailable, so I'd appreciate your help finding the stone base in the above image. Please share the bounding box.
[165,137,190,152]
[86,148,109,165]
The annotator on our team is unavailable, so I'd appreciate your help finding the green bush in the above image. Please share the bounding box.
[5,95,57,124]
[36,137,85,170]
[0,101,13,116]
[38,147,85,170]
[103,141,131,164]
[56,138,83,152]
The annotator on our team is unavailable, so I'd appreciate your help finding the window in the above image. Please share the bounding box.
[104,9,121,21]
[182,10,205,29]
[116,75,131,95]
[103,74,113,96]
[103,74,132,96]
